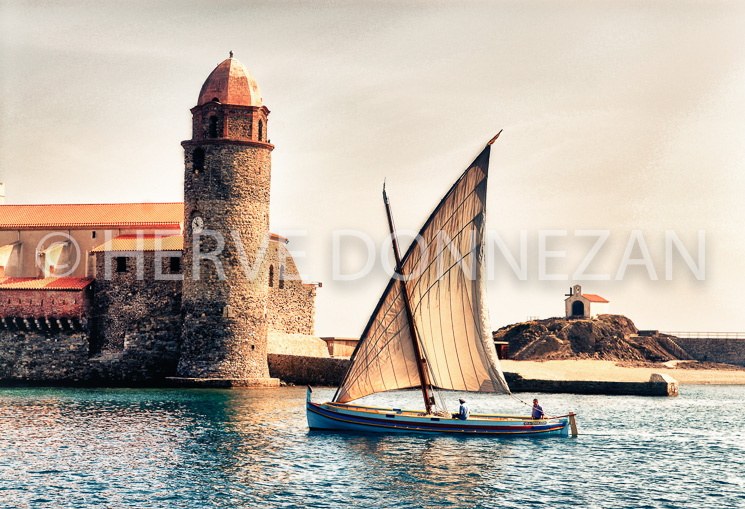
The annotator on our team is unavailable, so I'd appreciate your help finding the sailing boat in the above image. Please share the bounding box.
[307,133,577,436]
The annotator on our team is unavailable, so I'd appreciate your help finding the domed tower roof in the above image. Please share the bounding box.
[197,55,263,107]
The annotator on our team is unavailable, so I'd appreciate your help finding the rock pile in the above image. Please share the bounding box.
[494,314,693,362]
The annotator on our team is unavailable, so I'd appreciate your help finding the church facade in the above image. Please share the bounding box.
[0,56,322,386]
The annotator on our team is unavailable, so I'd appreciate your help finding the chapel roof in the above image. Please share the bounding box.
[197,56,263,107]
[582,294,609,303]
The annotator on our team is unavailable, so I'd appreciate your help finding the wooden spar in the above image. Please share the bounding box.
[383,184,433,415]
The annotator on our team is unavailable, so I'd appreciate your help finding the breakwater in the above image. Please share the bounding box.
[504,372,678,396]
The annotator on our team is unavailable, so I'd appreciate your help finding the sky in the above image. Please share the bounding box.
[1,0,744,336]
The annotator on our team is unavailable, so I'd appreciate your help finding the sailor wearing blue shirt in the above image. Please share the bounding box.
[531,398,544,420]
[454,398,470,420]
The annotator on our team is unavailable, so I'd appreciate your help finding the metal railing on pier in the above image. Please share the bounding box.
[662,331,745,339]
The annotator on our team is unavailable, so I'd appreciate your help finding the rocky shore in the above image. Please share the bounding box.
[495,314,694,363]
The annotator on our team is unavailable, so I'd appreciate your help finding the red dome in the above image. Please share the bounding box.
[197,57,263,107]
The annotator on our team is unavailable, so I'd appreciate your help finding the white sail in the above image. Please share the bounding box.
[334,145,510,404]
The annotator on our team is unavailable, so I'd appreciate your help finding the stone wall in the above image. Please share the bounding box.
[0,327,181,385]
[673,338,745,366]
[227,112,252,139]
[0,329,90,382]
[268,354,350,387]
[91,251,182,355]
[265,241,316,335]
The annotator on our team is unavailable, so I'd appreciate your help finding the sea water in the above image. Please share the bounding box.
[0,385,743,509]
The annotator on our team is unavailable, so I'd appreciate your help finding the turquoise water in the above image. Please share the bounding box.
[1,385,743,508]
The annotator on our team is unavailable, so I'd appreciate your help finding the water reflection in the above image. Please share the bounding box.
[1,385,745,508]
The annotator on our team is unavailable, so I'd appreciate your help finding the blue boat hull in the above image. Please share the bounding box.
[307,390,571,437]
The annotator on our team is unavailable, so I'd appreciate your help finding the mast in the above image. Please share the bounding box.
[383,184,434,415]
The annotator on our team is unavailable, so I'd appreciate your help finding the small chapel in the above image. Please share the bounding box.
[564,284,609,319]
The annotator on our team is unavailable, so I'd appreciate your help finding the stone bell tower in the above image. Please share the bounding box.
[177,54,277,385]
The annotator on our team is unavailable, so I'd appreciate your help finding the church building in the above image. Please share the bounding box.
[0,55,323,385]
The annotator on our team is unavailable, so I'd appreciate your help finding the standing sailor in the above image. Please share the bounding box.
[532,399,544,420]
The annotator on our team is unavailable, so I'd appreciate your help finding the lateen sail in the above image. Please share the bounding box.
[334,145,510,404]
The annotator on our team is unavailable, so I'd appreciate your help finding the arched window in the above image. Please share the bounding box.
[258,119,264,141]
[279,265,285,289]
[193,148,205,173]
[209,116,218,138]
[268,265,274,287]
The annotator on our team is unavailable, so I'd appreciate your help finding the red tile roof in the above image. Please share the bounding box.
[0,203,183,229]
[92,232,289,252]
[91,234,184,252]
[0,277,93,291]
[582,293,609,303]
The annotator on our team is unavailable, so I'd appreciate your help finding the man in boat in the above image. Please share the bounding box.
[453,398,470,420]
[531,399,544,420]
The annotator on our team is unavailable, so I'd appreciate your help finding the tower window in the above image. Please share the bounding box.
[258,119,264,141]
[279,265,285,289]
[92,231,96,239]
[116,257,127,273]
[209,116,218,138]
[269,265,274,287]
[193,148,205,173]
